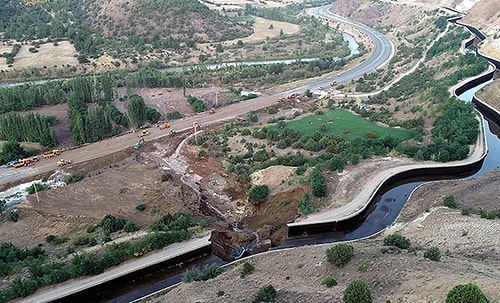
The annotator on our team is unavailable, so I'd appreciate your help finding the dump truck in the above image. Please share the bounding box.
[12,159,28,168]
[134,138,145,149]
[331,81,338,86]
[43,149,60,158]
[209,108,215,114]
[137,130,150,137]
[56,159,71,167]
[159,122,170,130]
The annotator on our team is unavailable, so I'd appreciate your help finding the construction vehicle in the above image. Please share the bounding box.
[134,138,145,149]
[159,122,170,130]
[12,157,38,168]
[12,159,28,168]
[278,97,286,102]
[288,93,297,99]
[43,149,60,158]
[331,81,338,86]
[209,108,215,114]
[56,159,71,167]
[137,130,150,137]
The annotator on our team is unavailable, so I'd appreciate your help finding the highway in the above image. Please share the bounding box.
[0,4,394,188]
[6,5,396,302]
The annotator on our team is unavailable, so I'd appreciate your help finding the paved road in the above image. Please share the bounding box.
[5,5,397,302]
[0,5,394,188]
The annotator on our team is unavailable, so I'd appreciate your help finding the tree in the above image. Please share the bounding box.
[446,283,489,303]
[127,94,147,128]
[343,279,372,303]
[1,141,26,164]
[310,167,327,197]
[326,243,354,267]
[249,185,269,205]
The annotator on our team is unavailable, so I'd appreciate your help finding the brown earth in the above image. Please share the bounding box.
[142,170,500,303]
[1,0,499,301]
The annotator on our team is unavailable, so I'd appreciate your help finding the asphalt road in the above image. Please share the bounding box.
[0,5,394,188]
[5,6,397,302]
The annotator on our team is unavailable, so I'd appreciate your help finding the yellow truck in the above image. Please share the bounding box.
[137,130,150,137]
[43,149,60,158]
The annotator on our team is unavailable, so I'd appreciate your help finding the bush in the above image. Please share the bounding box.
[326,243,354,268]
[64,173,84,184]
[100,215,125,233]
[443,195,457,208]
[310,167,327,197]
[321,276,338,287]
[383,234,411,249]
[6,210,19,222]
[253,284,276,303]
[249,185,269,205]
[446,283,489,303]
[424,246,441,261]
[161,173,172,182]
[183,263,222,282]
[123,221,139,232]
[343,279,372,303]
[461,207,472,215]
[26,183,48,195]
[72,234,92,246]
[136,204,147,211]
[240,261,255,278]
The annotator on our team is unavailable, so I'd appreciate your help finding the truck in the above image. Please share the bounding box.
[56,159,71,167]
[209,108,215,114]
[159,122,170,130]
[331,81,338,86]
[12,157,38,168]
[43,149,60,158]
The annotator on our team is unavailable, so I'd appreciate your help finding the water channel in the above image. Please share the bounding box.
[73,80,500,303]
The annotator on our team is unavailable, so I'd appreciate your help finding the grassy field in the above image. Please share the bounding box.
[281,109,411,141]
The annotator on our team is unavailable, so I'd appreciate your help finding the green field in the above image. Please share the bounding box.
[281,109,411,141]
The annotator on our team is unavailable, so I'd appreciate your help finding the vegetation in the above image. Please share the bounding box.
[0,113,57,147]
[64,173,84,184]
[443,195,457,208]
[310,167,327,197]
[182,263,223,283]
[424,246,441,262]
[240,261,255,278]
[298,193,314,215]
[326,243,354,268]
[383,234,411,249]
[343,279,372,303]
[249,185,269,205]
[321,276,338,287]
[253,284,277,303]
[446,283,490,303]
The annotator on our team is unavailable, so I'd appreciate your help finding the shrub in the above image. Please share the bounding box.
[100,215,125,233]
[383,234,411,249]
[64,173,84,184]
[321,276,338,287]
[249,185,269,205]
[443,195,457,208]
[424,246,441,261]
[446,283,489,303]
[343,279,372,303]
[358,260,370,272]
[182,263,222,282]
[461,207,472,215]
[6,210,19,222]
[160,173,172,182]
[217,290,225,297]
[299,193,314,215]
[240,261,255,278]
[326,243,354,268]
[296,165,307,175]
[26,183,48,194]
[253,284,276,303]
[136,204,147,211]
[310,167,327,197]
[123,221,139,232]
[72,234,91,246]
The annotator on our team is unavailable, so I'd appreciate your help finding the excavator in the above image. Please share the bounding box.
[134,138,145,149]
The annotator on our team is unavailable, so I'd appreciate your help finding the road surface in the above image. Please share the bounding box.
[0,5,394,188]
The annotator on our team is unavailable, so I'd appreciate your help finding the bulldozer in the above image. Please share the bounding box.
[56,159,71,167]
[138,130,150,137]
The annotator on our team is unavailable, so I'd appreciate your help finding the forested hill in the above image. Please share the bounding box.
[0,0,252,59]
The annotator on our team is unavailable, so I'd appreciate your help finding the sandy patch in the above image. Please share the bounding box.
[8,41,78,70]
